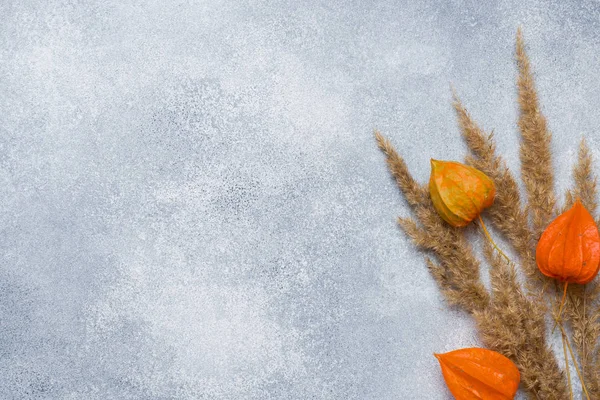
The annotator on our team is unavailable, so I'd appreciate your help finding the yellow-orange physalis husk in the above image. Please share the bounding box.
[536,199,600,284]
[429,160,496,227]
[435,347,520,400]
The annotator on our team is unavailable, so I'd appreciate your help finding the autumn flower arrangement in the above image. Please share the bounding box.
[376,29,600,399]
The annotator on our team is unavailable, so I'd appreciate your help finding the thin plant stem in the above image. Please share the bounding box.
[478,215,512,264]
[553,282,569,333]
[582,285,587,384]
[558,282,569,319]
[562,331,573,400]
[557,321,591,400]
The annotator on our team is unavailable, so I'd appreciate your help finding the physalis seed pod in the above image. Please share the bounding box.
[429,160,496,227]
[536,199,600,284]
[435,347,520,399]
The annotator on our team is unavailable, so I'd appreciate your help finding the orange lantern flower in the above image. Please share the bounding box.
[435,347,520,399]
[429,160,496,227]
[536,199,600,285]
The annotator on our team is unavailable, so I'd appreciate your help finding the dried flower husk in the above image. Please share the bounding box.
[435,347,520,399]
[429,160,496,227]
[536,199,600,284]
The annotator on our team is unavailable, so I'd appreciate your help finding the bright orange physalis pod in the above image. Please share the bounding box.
[435,347,520,399]
[429,160,496,227]
[536,199,600,284]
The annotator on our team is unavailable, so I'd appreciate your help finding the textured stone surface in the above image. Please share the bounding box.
[1,1,600,398]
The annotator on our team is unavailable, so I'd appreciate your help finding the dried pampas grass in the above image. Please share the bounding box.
[376,29,600,399]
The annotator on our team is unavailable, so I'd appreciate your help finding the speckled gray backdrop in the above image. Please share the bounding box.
[2,0,600,399]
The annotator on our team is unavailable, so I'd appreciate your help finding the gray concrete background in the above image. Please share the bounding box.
[2,0,600,398]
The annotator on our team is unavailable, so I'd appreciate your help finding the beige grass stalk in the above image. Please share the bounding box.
[564,140,600,398]
[516,28,557,241]
[475,241,568,398]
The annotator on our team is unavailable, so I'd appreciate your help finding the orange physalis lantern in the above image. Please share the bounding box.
[536,199,600,285]
[435,347,520,400]
[429,160,496,227]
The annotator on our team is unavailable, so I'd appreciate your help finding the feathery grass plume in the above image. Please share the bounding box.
[375,131,489,313]
[516,28,557,240]
[566,285,600,398]
[565,139,598,213]
[563,139,600,397]
[452,95,544,291]
[374,131,428,207]
[474,241,568,399]
[595,341,600,400]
